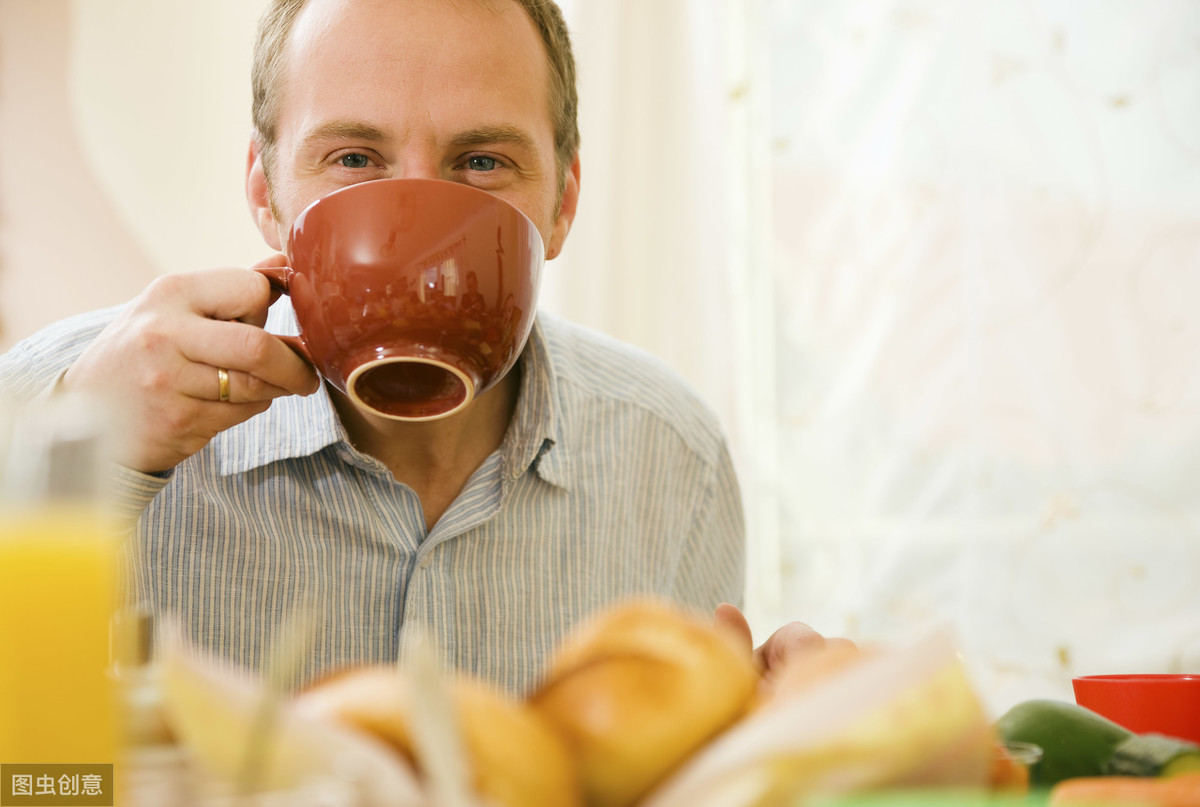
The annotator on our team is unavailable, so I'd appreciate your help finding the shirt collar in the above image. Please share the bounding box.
[501,315,570,490]
[215,301,568,488]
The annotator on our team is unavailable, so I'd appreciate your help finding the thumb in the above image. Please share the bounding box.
[713,603,755,659]
[248,253,290,316]
[250,252,289,270]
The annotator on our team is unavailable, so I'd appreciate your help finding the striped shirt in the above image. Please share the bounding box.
[0,301,745,694]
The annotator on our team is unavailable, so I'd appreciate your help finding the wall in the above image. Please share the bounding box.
[0,0,270,351]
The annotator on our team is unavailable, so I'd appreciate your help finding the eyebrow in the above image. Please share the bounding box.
[298,121,541,156]
[298,120,390,150]
[448,125,540,155]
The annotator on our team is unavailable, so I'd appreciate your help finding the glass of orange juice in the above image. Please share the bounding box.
[0,396,121,766]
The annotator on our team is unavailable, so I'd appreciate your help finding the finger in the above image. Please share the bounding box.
[149,267,276,324]
[765,641,862,699]
[179,317,319,397]
[250,253,289,270]
[174,361,301,404]
[245,254,291,323]
[216,366,299,404]
[758,622,828,674]
[174,400,274,436]
[713,603,756,661]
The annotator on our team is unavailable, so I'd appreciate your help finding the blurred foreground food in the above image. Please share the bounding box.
[157,629,425,806]
[295,666,581,807]
[528,600,759,807]
[1048,772,1200,806]
[144,599,1199,806]
[996,699,1200,787]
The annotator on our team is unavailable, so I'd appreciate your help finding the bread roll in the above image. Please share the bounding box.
[296,666,581,807]
[529,600,758,807]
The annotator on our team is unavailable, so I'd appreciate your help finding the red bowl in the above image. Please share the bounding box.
[1072,674,1200,743]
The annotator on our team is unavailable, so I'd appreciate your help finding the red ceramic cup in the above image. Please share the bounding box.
[1072,674,1200,743]
[259,178,544,420]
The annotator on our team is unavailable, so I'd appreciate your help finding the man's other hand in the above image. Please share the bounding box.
[713,602,858,689]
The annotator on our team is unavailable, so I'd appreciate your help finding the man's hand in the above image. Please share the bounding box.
[713,603,857,688]
[61,256,320,473]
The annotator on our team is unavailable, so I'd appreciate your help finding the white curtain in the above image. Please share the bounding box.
[552,0,1200,716]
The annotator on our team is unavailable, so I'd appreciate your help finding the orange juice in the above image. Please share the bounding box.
[0,505,120,764]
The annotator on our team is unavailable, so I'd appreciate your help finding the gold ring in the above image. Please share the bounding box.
[217,367,231,403]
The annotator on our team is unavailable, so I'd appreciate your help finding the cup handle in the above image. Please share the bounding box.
[253,265,315,365]
[256,264,290,296]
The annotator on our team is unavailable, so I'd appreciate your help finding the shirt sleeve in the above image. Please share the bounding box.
[0,305,125,404]
[0,305,171,530]
[672,436,747,611]
[106,462,172,526]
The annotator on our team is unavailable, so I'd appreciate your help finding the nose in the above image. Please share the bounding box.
[389,147,445,183]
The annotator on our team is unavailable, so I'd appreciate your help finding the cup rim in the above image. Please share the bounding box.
[290,176,541,237]
[345,356,476,422]
[1073,674,1200,684]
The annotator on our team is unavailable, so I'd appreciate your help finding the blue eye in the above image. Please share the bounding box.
[339,153,370,168]
[467,155,498,171]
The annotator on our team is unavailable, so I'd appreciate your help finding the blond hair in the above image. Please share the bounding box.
[251,0,579,194]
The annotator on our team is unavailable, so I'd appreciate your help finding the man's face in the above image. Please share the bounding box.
[249,0,579,260]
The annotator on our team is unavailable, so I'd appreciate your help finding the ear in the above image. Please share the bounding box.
[246,137,284,252]
[545,153,581,261]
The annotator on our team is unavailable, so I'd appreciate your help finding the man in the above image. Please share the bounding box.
[0,0,838,693]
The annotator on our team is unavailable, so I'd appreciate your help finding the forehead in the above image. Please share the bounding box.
[278,0,551,136]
